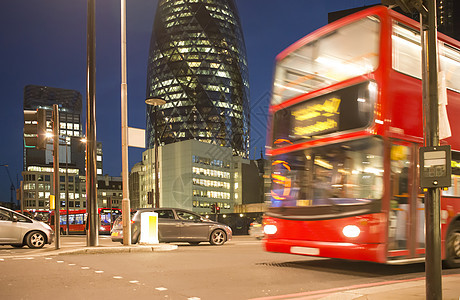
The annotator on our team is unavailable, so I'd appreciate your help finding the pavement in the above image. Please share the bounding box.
[1,236,459,299]
[0,235,178,259]
[314,274,460,300]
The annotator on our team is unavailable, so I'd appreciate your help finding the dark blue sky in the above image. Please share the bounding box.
[0,0,380,202]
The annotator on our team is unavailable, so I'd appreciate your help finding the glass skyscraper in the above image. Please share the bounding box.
[146,0,250,158]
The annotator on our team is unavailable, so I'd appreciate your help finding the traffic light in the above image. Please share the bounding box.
[211,203,216,213]
[215,204,220,214]
[24,109,47,150]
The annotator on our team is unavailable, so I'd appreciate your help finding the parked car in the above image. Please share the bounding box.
[248,216,264,240]
[0,206,54,249]
[111,208,232,245]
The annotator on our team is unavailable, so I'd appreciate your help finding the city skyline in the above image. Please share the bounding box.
[0,0,380,204]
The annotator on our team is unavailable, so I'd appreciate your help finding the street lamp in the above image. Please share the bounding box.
[145,98,165,208]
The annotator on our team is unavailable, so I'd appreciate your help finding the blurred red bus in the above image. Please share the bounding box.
[264,6,460,267]
[50,208,121,235]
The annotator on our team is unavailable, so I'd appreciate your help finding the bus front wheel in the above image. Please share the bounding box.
[445,222,460,268]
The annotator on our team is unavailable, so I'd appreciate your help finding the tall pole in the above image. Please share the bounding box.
[53,104,60,250]
[121,0,131,246]
[421,0,442,299]
[66,140,69,235]
[86,0,98,247]
[154,105,159,208]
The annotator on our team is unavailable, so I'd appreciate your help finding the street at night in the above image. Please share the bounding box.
[2,1,460,299]
[1,236,459,299]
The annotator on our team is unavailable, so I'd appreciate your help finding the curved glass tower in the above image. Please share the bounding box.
[146,0,250,158]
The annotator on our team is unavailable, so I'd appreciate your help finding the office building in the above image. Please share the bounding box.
[21,85,104,211]
[145,0,250,159]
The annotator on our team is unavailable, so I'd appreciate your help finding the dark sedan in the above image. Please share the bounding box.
[111,208,232,245]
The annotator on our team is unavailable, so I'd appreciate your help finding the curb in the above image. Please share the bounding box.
[53,244,178,256]
[0,244,178,259]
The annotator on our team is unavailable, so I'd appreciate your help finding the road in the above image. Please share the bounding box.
[1,235,459,299]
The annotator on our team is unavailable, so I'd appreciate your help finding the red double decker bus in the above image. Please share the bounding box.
[50,208,121,235]
[264,6,460,267]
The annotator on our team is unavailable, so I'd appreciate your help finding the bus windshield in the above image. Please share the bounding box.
[271,16,380,105]
[271,137,383,211]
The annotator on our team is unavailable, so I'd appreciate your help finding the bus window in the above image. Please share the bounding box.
[272,16,380,105]
[75,214,84,225]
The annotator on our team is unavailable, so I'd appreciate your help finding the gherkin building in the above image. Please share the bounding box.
[146,0,250,158]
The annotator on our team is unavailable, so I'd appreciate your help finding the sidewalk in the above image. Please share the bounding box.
[0,235,177,259]
[316,274,460,300]
[40,243,178,256]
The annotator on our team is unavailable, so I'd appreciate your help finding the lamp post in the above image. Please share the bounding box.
[52,104,60,250]
[120,0,131,246]
[65,138,69,235]
[145,98,165,208]
[86,0,98,247]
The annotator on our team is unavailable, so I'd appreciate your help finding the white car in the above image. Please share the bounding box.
[0,206,54,249]
[249,217,264,240]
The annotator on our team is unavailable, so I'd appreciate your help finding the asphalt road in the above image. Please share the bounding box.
[1,236,459,299]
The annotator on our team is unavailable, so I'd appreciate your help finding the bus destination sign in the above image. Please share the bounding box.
[292,97,341,137]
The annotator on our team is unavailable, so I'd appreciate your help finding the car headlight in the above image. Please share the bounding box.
[41,222,52,231]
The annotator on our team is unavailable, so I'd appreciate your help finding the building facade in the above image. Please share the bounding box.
[134,139,266,214]
[129,162,143,209]
[21,85,104,211]
[97,175,123,209]
[145,0,250,158]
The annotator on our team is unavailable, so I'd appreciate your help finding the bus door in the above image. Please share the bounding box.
[388,141,424,260]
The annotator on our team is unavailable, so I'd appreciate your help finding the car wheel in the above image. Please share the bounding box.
[444,222,460,268]
[26,231,46,249]
[210,229,226,246]
[188,242,200,246]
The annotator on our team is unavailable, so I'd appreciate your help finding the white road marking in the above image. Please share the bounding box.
[12,257,34,260]
[129,280,139,284]
[68,264,76,266]
[56,261,64,263]
[45,257,53,260]
[81,266,90,270]
[0,258,4,261]
[95,270,104,274]
[156,287,168,291]
[188,297,201,300]
[113,276,123,279]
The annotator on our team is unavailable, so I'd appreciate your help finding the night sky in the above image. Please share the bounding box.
[0,0,380,203]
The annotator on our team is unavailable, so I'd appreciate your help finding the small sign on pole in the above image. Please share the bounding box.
[419,145,452,188]
[128,127,146,148]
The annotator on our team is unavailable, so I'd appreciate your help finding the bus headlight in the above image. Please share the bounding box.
[264,224,278,235]
[342,225,360,238]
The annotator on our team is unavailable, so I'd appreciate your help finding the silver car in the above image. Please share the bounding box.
[111,208,232,246]
[0,206,54,249]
